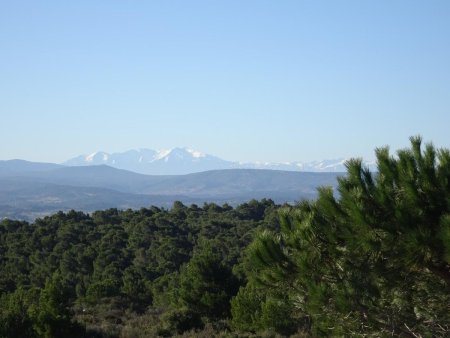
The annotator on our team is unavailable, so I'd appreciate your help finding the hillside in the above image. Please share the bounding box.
[1,139,449,337]
[0,161,342,220]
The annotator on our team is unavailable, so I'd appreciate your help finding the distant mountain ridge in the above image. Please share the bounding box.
[0,160,342,220]
[0,151,376,220]
[0,159,63,175]
[63,148,232,175]
[63,147,375,175]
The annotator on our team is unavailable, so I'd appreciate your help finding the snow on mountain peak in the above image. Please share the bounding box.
[153,147,206,161]
[185,148,205,158]
[85,152,109,162]
[154,149,173,161]
[63,147,376,175]
[85,152,97,162]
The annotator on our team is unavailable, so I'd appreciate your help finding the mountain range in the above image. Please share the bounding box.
[0,148,378,220]
[63,147,375,175]
[0,159,343,221]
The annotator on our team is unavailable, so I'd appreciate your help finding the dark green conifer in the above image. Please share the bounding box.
[243,136,450,336]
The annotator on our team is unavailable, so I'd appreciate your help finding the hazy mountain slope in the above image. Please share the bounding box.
[0,159,63,176]
[137,169,342,197]
[0,163,343,220]
[0,178,196,221]
[20,165,167,193]
[3,165,342,196]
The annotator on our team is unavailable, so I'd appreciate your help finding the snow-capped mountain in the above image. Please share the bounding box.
[64,147,376,175]
[234,159,352,172]
[63,148,233,175]
[63,148,375,175]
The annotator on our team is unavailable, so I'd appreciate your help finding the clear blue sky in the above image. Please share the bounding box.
[1,1,449,163]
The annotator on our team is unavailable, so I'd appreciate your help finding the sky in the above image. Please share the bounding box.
[1,1,449,164]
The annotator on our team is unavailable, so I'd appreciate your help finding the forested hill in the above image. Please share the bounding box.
[0,200,281,337]
[1,138,449,337]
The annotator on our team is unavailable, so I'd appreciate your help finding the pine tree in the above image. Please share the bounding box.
[244,136,450,336]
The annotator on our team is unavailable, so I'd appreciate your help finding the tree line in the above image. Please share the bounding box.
[0,137,449,337]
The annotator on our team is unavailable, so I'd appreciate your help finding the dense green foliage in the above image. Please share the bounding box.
[238,137,450,336]
[1,137,449,337]
[0,199,279,337]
